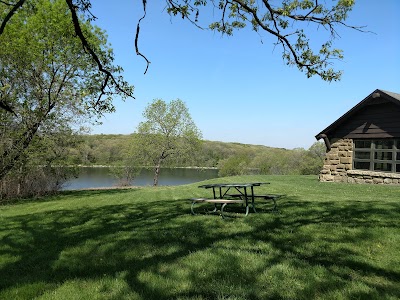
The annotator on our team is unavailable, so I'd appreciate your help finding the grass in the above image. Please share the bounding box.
[0,175,399,299]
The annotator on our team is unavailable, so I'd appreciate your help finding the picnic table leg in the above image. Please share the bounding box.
[250,186,257,213]
[210,204,218,213]
[245,205,249,216]
[271,197,278,211]
[190,201,197,215]
[244,187,248,211]
[244,187,256,214]
[221,202,248,218]
[220,203,228,218]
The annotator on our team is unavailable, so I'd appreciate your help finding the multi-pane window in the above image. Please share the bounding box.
[353,139,400,173]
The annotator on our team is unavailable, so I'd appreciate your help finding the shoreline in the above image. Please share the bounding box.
[64,165,218,170]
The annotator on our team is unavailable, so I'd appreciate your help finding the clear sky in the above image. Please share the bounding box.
[89,1,400,150]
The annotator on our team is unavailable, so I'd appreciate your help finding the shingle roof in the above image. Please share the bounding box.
[315,89,400,140]
[380,90,400,101]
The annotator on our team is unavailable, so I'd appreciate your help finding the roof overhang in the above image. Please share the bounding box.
[315,89,400,142]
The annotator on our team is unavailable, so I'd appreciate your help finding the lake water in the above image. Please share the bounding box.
[62,167,219,190]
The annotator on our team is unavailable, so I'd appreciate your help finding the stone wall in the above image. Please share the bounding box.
[319,138,400,184]
[319,138,353,182]
[347,170,400,184]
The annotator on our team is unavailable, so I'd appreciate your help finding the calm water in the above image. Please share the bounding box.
[62,167,219,190]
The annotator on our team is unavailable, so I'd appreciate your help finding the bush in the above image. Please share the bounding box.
[218,154,251,177]
[0,166,76,202]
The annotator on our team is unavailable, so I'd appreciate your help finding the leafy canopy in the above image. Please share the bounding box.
[136,99,202,185]
[0,0,133,180]
[163,0,361,81]
[1,0,363,84]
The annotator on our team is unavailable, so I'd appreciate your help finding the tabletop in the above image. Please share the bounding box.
[198,182,269,189]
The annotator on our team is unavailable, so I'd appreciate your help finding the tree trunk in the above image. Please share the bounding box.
[153,154,165,186]
[153,163,160,186]
[0,122,41,180]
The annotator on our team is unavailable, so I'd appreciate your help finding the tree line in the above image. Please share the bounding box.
[0,128,325,201]
[1,0,357,200]
[67,134,326,176]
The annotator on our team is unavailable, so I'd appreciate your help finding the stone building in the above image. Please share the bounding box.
[315,89,400,184]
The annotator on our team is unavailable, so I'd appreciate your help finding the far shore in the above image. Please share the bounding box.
[66,165,218,170]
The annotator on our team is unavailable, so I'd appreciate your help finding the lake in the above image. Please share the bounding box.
[62,167,219,190]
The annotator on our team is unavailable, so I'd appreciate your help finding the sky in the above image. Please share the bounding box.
[89,1,400,150]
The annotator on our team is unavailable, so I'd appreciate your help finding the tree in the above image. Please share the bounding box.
[1,0,364,84]
[136,99,202,186]
[298,141,325,174]
[0,0,133,181]
[308,140,327,160]
[218,152,252,177]
[164,0,363,81]
[0,125,80,199]
[109,135,143,187]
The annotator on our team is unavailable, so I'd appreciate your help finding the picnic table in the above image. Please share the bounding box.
[191,182,280,218]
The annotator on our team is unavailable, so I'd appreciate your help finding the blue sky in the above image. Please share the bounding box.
[90,1,400,149]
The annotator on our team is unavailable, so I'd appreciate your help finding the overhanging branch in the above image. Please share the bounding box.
[135,0,151,74]
[0,0,26,35]
[65,0,134,104]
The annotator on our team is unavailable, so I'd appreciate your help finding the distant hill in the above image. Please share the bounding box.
[66,134,324,176]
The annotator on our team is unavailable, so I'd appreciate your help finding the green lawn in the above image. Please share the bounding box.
[1,175,399,299]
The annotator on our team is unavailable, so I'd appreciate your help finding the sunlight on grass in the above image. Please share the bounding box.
[1,175,399,299]
[38,273,140,300]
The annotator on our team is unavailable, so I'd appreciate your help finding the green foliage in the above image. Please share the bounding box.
[218,151,252,177]
[0,0,133,181]
[0,127,80,200]
[109,136,143,186]
[308,140,327,159]
[2,0,359,82]
[166,0,358,81]
[1,175,399,298]
[63,135,325,176]
[136,99,202,185]
[109,164,142,187]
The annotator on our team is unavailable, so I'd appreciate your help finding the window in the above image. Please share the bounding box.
[353,139,400,173]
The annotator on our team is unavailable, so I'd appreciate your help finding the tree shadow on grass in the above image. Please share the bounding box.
[0,193,399,299]
[1,188,137,207]
[1,196,230,298]
[246,196,400,298]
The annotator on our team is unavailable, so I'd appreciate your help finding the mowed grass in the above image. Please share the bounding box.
[0,175,399,299]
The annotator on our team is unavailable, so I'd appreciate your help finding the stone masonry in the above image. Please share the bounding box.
[319,138,353,183]
[319,138,400,184]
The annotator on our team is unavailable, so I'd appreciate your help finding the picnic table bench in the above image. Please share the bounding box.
[226,193,281,211]
[190,198,248,218]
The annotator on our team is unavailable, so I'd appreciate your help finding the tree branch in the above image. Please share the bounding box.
[135,0,150,74]
[0,0,26,35]
[0,0,17,6]
[65,0,134,104]
[0,100,16,115]
[209,0,366,80]
[231,0,315,71]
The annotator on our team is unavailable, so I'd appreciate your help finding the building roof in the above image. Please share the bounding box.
[315,89,400,140]
[380,90,400,101]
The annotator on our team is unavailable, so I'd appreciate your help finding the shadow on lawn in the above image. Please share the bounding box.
[0,188,136,206]
[1,193,399,299]
[1,193,227,298]
[248,196,400,298]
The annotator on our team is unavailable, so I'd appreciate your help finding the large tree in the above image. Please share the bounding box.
[163,0,362,81]
[1,0,363,85]
[0,0,133,180]
[0,0,364,182]
[136,99,202,186]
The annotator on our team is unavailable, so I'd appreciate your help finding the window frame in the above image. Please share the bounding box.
[353,139,400,173]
